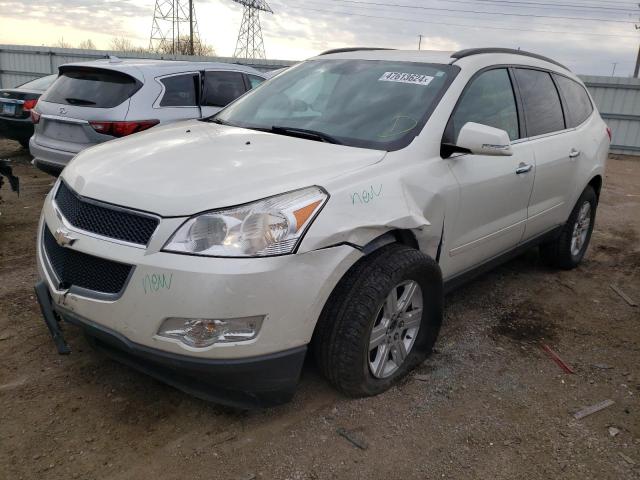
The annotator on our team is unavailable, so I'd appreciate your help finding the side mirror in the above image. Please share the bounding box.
[455,122,513,156]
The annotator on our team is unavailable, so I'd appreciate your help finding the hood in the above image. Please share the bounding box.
[62,120,385,217]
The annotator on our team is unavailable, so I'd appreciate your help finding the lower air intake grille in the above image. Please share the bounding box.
[43,226,133,295]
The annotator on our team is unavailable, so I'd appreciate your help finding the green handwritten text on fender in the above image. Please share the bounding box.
[351,184,383,205]
[142,273,173,294]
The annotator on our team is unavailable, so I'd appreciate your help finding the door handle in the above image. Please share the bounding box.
[569,149,581,159]
[516,163,533,174]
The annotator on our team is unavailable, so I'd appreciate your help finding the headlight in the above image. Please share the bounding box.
[163,186,328,257]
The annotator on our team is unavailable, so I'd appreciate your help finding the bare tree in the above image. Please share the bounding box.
[78,39,96,50]
[52,37,71,48]
[109,37,147,53]
[155,36,216,56]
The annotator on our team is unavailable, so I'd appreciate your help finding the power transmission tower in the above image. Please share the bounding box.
[150,0,201,55]
[232,0,273,59]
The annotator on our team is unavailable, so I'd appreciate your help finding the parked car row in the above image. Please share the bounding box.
[0,58,268,175]
[0,74,58,148]
[34,47,610,408]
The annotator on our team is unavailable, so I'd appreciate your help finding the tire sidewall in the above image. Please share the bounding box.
[568,187,597,265]
[356,251,442,396]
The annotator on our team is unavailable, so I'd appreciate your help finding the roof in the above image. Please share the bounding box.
[58,58,265,82]
[310,47,572,75]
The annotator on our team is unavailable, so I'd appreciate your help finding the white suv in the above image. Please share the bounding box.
[29,58,267,175]
[35,48,609,408]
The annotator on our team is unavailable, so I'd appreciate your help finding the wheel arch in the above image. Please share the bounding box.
[587,174,603,202]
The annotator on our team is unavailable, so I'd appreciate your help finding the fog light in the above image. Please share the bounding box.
[157,316,264,348]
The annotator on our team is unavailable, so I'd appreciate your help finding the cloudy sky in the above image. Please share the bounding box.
[0,0,637,76]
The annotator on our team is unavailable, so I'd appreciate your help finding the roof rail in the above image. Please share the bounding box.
[318,47,396,56]
[450,48,569,71]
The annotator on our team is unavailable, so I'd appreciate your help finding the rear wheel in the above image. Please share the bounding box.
[540,185,597,269]
[313,244,443,397]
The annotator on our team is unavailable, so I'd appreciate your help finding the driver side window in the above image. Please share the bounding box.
[449,68,520,143]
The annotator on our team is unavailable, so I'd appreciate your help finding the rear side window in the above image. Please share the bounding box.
[203,71,247,107]
[159,73,198,107]
[514,69,565,137]
[247,74,265,89]
[449,68,519,142]
[41,68,139,108]
[554,75,593,128]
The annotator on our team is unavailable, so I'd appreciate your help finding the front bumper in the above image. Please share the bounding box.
[35,280,307,408]
[36,190,362,405]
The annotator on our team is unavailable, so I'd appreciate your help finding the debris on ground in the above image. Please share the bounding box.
[619,452,636,466]
[573,399,615,420]
[540,343,576,374]
[593,363,613,370]
[414,374,431,382]
[608,427,620,437]
[336,428,368,450]
[610,284,638,307]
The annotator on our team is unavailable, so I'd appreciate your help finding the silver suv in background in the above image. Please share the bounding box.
[29,58,267,175]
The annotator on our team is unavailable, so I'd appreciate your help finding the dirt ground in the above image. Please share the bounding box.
[0,138,639,480]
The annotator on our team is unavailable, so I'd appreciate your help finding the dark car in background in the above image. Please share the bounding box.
[0,75,57,148]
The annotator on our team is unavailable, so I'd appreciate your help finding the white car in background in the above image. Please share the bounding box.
[35,48,609,408]
[29,58,267,175]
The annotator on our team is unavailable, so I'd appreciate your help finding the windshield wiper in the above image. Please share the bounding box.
[64,97,95,106]
[271,126,342,145]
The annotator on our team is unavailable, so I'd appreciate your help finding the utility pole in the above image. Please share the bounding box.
[189,0,194,55]
[418,34,423,51]
[635,8,639,78]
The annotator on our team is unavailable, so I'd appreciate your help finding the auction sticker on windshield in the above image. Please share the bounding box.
[378,72,434,86]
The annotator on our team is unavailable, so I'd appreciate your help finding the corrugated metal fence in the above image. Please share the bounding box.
[1,45,638,155]
[0,44,294,87]
[581,75,640,156]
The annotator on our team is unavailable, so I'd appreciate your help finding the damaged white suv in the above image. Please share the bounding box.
[36,48,609,408]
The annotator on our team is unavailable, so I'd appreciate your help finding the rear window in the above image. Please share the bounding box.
[554,75,593,128]
[41,68,140,108]
[514,68,565,137]
[18,74,57,91]
[159,73,198,107]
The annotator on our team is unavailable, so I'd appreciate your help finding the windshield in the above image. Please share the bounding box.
[214,59,458,150]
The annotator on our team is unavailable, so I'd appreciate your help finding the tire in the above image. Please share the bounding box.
[540,185,597,270]
[313,243,443,397]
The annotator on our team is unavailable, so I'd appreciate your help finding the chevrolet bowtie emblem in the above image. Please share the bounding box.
[54,227,77,248]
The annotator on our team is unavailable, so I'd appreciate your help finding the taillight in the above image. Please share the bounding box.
[30,109,41,124]
[89,120,159,138]
[22,99,37,111]
[606,126,612,142]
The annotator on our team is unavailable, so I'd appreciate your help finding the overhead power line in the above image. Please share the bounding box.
[271,2,640,39]
[449,0,638,13]
[319,0,637,24]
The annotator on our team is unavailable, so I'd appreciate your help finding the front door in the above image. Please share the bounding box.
[441,68,535,277]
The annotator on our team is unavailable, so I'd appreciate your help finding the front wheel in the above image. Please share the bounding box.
[313,244,443,397]
[540,185,597,269]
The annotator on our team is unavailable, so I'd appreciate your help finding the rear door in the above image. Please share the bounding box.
[513,68,580,240]
[200,70,248,117]
[443,68,535,276]
[33,67,140,154]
